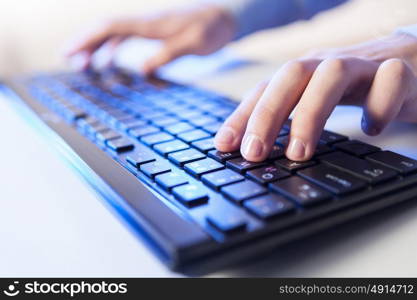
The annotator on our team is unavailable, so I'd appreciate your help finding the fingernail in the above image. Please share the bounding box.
[142,64,151,75]
[361,115,368,131]
[142,61,156,76]
[361,115,372,134]
[69,52,88,70]
[61,42,76,57]
[368,127,380,136]
[241,134,264,159]
[361,116,380,136]
[215,126,236,145]
[287,137,306,160]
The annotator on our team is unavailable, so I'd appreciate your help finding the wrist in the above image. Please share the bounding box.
[396,24,417,41]
[390,31,417,68]
[202,4,237,39]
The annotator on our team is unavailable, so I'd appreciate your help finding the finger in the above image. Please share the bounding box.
[64,18,141,57]
[103,36,127,68]
[288,58,378,161]
[239,59,319,162]
[362,58,415,135]
[214,81,268,152]
[141,33,197,75]
[68,51,91,71]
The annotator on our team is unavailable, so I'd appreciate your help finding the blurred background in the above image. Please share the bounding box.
[0,0,416,77]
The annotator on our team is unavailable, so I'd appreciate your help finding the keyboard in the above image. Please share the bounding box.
[4,68,417,273]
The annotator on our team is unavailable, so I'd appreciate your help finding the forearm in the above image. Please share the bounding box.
[397,24,417,40]
[206,0,348,39]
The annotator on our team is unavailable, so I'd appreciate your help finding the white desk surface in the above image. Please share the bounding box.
[1,56,417,277]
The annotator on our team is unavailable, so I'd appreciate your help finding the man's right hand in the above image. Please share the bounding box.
[64,4,236,74]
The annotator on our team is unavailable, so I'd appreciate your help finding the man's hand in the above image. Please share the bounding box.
[64,4,235,74]
[215,33,417,162]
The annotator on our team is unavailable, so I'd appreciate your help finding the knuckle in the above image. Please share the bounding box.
[282,59,310,75]
[305,48,336,58]
[192,32,207,49]
[380,58,409,79]
[225,109,250,126]
[294,108,327,129]
[255,80,269,92]
[252,103,276,121]
[320,57,348,74]
[91,18,122,36]
[99,18,117,31]
[305,49,322,57]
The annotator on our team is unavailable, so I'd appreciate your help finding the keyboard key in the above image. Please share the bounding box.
[298,164,367,195]
[184,158,224,177]
[139,110,169,120]
[173,184,209,207]
[153,140,189,156]
[107,112,134,127]
[270,176,331,206]
[191,138,215,153]
[88,126,110,139]
[319,130,348,145]
[275,135,289,147]
[334,140,380,156]
[244,194,295,220]
[209,107,233,119]
[366,151,417,175]
[208,150,241,163]
[168,148,206,166]
[275,158,315,173]
[202,122,222,134]
[128,125,160,138]
[163,103,190,114]
[221,180,268,203]
[272,129,290,145]
[76,116,99,132]
[96,129,121,143]
[140,160,171,178]
[206,213,246,234]
[226,157,266,174]
[126,149,156,167]
[155,172,188,191]
[314,143,333,156]
[277,127,289,137]
[151,116,179,127]
[84,120,109,136]
[199,102,221,112]
[175,109,203,120]
[188,115,218,127]
[178,129,211,143]
[107,110,131,120]
[201,169,244,190]
[283,119,292,129]
[63,106,86,122]
[320,152,397,184]
[164,122,195,135]
[268,144,285,160]
[141,132,174,146]
[106,137,134,153]
[247,165,291,184]
[118,118,147,131]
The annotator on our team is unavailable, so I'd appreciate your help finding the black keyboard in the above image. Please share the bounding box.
[4,68,417,273]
